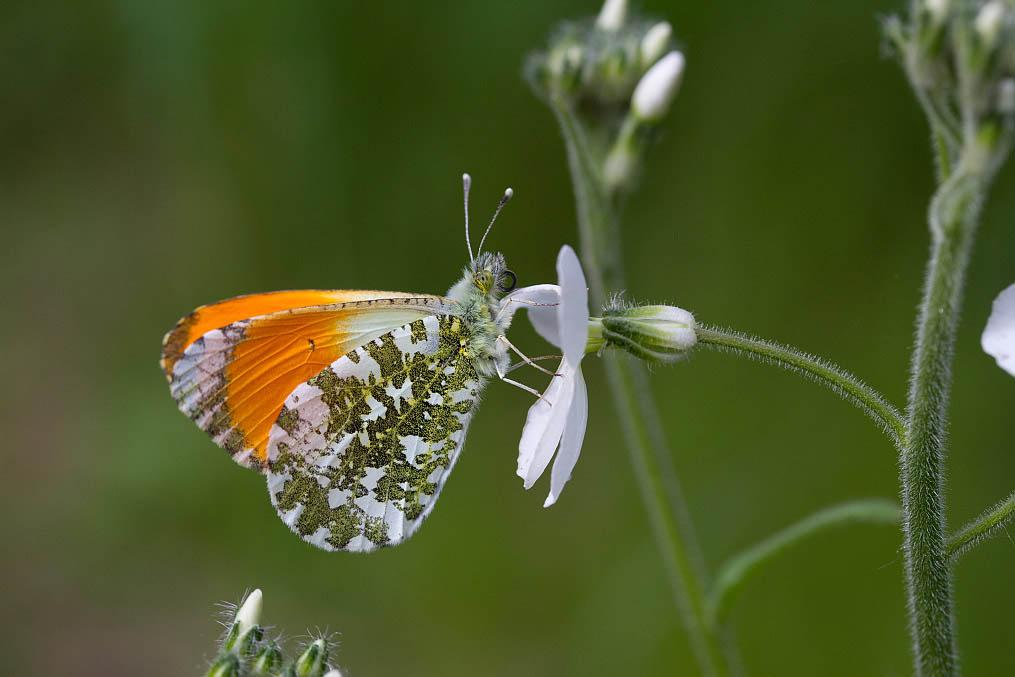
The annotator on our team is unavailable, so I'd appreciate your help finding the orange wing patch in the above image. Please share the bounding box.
[162,291,453,470]
[161,290,428,377]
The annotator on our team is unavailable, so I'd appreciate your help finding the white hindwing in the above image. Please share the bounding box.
[265,314,483,552]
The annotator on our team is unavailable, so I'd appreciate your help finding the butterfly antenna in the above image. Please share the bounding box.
[475,186,513,259]
[463,173,474,265]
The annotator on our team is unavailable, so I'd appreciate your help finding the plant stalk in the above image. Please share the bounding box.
[695,326,906,449]
[948,489,1015,562]
[901,166,983,676]
[706,499,901,627]
[551,98,737,676]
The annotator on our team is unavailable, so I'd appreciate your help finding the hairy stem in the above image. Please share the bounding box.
[695,326,906,449]
[552,98,738,676]
[901,166,983,676]
[706,499,901,627]
[948,489,1015,562]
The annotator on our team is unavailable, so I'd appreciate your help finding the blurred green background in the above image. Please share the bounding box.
[3,1,1014,674]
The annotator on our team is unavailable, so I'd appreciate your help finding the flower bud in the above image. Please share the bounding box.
[925,0,949,23]
[603,143,637,191]
[631,51,685,122]
[975,0,1006,48]
[998,77,1015,114]
[234,589,262,635]
[640,22,673,68]
[224,588,263,652]
[206,654,240,677]
[323,671,344,677]
[294,639,329,676]
[545,39,584,91]
[251,642,284,673]
[601,304,697,363]
[596,0,628,31]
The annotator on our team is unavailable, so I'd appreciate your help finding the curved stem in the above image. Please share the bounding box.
[901,166,983,676]
[948,489,1015,563]
[695,326,906,449]
[706,499,901,627]
[552,98,738,676]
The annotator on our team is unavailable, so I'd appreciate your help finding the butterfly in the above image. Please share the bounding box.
[161,175,555,552]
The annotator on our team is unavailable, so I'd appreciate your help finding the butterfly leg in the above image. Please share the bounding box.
[506,355,562,374]
[497,335,558,376]
[495,364,551,404]
[495,296,558,323]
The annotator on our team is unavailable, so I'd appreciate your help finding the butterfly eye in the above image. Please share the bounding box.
[474,270,495,293]
[499,269,517,293]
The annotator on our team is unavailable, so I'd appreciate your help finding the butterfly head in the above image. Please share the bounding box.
[471,251,517,297]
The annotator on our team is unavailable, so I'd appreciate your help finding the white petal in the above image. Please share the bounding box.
[517,360,575,488]
[557,245,590,365]
[501,284,562,346]
[544,367,588,507]
[983,283,1015,376]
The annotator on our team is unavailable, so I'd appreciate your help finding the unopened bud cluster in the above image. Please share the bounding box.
[885,0,1015,174]
[205,589,343,677]
[527,0,685,193]
[597,302,697,364]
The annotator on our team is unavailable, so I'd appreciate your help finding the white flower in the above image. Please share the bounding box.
[982,283,1015,375]
[631,51,685,123]
[512,245,590,507]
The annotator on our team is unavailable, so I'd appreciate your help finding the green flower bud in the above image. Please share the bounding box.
[206,654,240,677]
[251,642,284,674]
[601,304,697,363]
[294,639,328,677]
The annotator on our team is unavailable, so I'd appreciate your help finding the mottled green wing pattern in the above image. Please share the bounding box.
[265,314,483,552]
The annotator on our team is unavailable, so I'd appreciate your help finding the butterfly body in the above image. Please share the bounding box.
[162,252,519,551]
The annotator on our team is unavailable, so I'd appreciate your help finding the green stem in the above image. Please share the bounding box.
[552,98,738,676]
[695,326,906,449]
[948,490,1015,562]
[901,165,984,676]
[705,499,901,627]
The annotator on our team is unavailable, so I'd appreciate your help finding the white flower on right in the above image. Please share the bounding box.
[982,283,1015,375]
[515,245,590,507]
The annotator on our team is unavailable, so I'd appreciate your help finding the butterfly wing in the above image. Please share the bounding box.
[265,314,484,552]
[162,290,455,469]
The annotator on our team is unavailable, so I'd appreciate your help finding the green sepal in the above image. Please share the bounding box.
[206,653,240,677]
[250,641,284,674]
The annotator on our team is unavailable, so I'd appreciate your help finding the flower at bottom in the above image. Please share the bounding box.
[513,245,590,507]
